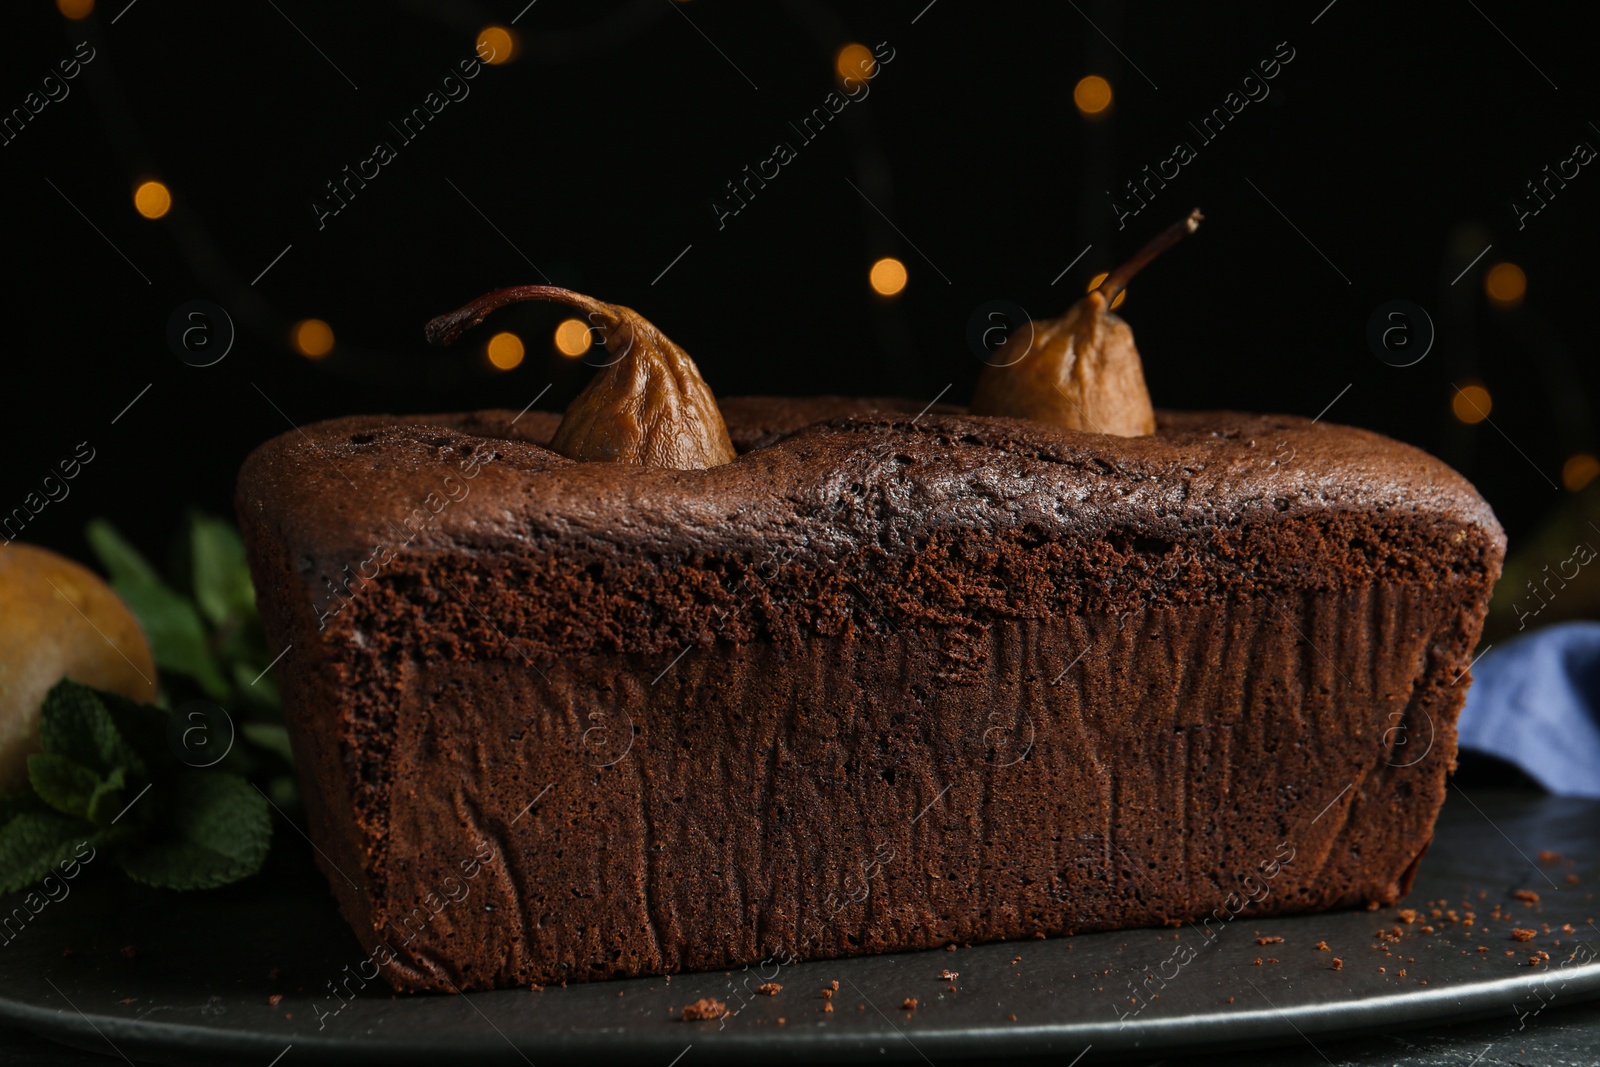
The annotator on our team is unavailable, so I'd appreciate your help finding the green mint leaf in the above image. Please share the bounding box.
[0,811,98,893]
[119,773,270,890]
[85,766,129,825]
[85,519,232,699]
[190,513,256,628]
[112,582,231,699]
[95,691,173,782]
[240,723,293,765]
[38,680,145,781]
[26,755,103,820]
[85,518,163,588]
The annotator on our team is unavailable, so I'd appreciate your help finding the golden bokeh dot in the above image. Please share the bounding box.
[133,181,171,219]
[1086,271,1127,309]
[1485,262,1526,309]
[553,318,592,358]
[1451,383,1492,425]
[1563,453,1600,493]
[292,319,335,359]
[476,26,515,65]
[835,43,875,84]
[487,331,525,370]
[1074,75,1113,116]
[57,0,94,19]
[870,257,908,296]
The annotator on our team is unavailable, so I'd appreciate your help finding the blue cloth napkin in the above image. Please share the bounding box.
[1457,621,1600,798]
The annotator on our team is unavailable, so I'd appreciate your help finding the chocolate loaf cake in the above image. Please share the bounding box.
[236,397,1504,993]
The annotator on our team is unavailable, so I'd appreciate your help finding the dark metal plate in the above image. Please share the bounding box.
[2,789,1596,1065]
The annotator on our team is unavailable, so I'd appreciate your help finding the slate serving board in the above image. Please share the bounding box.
[2,789,1596,1065]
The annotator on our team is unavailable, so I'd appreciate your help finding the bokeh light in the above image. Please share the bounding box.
[487,331,525,370]
[1451,383,1493,425]
[57,0,93,19]
[476,26,516,65]
[1086,271,1128,309]
[869,257,908,296]
[133,181,171,219]
[292,319,335,359]
[1563,453,1600,493]
[1485,262,1526,309]
[1074,75,1113,117]
[835,43,875,84]
[554,319,592,358]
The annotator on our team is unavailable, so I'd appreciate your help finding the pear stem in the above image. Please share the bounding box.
[425,285,616,347]
[1099,208,1203,307]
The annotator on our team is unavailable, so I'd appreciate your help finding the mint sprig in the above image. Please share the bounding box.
[85,514,281,713]
[0,679,272,893]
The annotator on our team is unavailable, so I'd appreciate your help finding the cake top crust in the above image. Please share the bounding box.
[236,397,1504,571]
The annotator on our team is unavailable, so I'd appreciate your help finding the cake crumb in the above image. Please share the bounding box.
[1514,890,1541,905]
[1397,969,1407,977]
[681,998,727,1022]
[821,989,833,1000]
[1007,1012,1017,1021]
[1511,928,1537,942]
[757,983,781,996]
[1378,967,1386,973]
[1567,874,1581,885]
[823,1002,833,1013]
[617,991,624,998]
[939,969,959,981]
[1365,901,1380,911]
[1256,936,1284,945]
[901,997,918,1011]
[1314,941,1330,951]
[268,994,283,1006]
[1227,996,1235,1004]
[1252,957,1263,966]
[1529,956,1544,966]
[777,1017,786,1025]
[946,944,957,952]
[1332,958,1344,971]
[831,980,840,990]
[1397,909,1418,924]
[1478,946,1489,953]
[1420,925,1436,934]
[1011,956,1022,965]
[857,1004,866,1011]
[1539,850,1563,864]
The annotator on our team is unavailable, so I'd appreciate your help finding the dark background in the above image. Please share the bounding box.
[2,0,1594,566]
